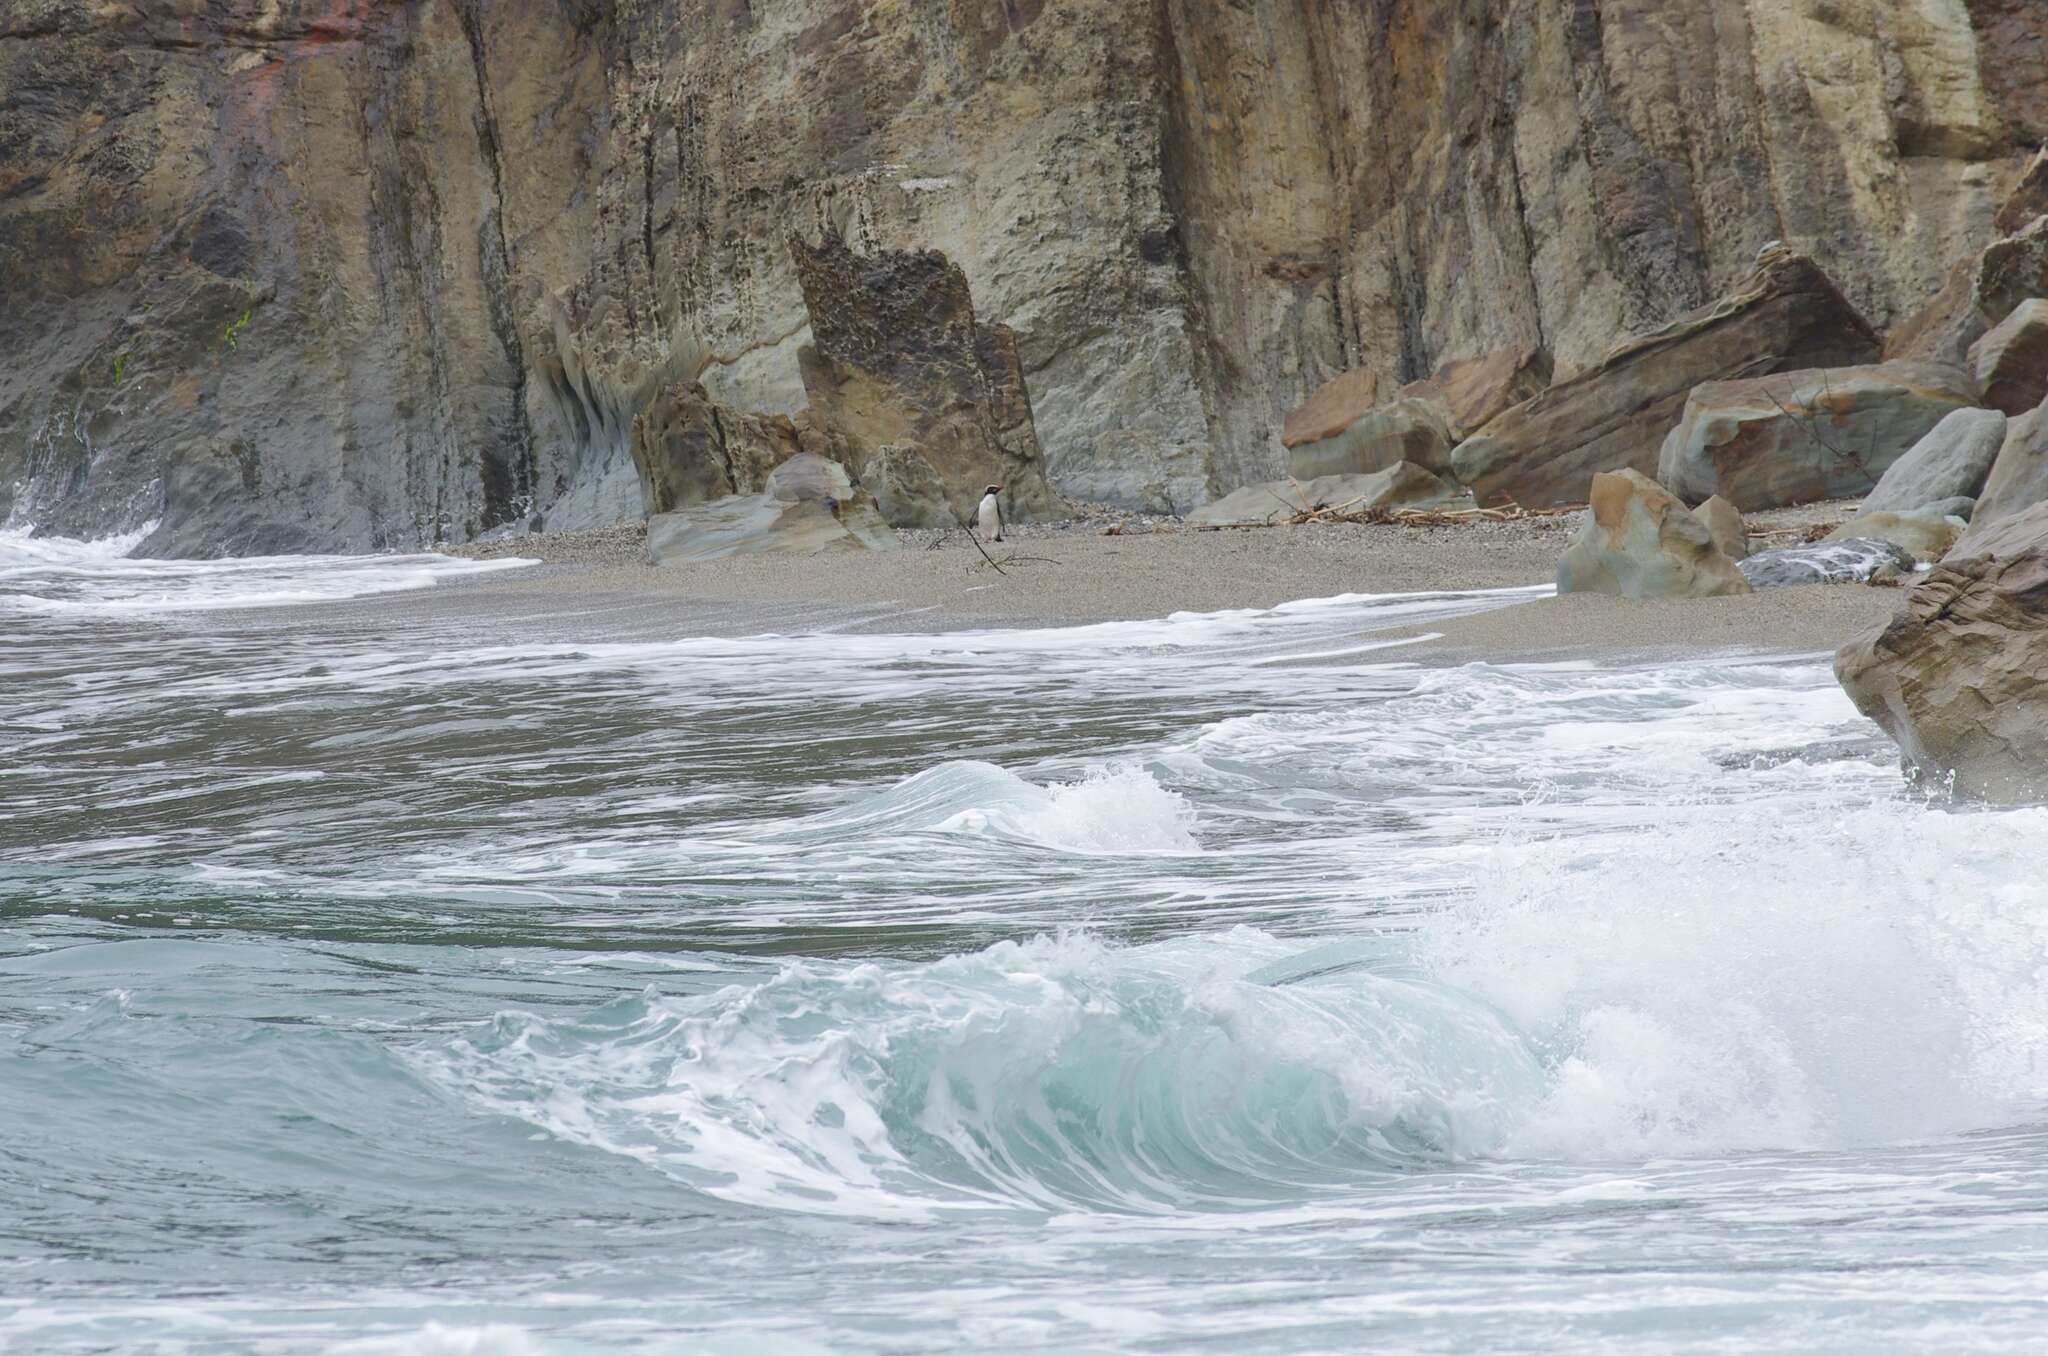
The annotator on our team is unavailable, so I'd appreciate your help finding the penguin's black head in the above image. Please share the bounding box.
[984,484,1003,496]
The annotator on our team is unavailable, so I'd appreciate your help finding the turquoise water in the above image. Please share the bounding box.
[5,534,2048,1354]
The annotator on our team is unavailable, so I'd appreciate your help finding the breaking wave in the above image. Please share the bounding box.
[421,787,2048,1220]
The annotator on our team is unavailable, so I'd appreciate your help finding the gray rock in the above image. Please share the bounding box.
[1923,496,1978,521]
[645,453,897,565]
[1738,539,1917,588]
[1968,299,2048,416]
[1286,396,1458,482]
[1835,501,2048,803]
[1555,469,1752,599]
[1858,407,2006,514]
[1657,360,1979,510]
[1961,399,2048,542]
[1188,462,1458,527]
[1825,509,1967,561]
[1692,495,1751,560]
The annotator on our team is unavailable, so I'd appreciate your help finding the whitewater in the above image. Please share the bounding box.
[4,527,2048,1354]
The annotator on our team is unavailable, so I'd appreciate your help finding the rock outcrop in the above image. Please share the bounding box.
[1555,470,1751,600]
[3,3,2044,552]
[1187,463,1457,528]
[790,236,1056,528]
[1454,254,1879,510]
[1656,361,1978,511]
[1969,300,2048,417]
[1836,502,2048,802]
[1859,407,2007,515]
[645,452,896,564]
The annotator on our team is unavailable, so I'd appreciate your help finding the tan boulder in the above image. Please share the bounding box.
[1835,502,2048,803]
[1656,361,1979,511]
[1555,470,1752,600]
[1969,299,2048,417]
[1286,396,1457,481]
[1188,462,1458,527]
[1825,509,1967,561]
[1693,495,1750,560]
[1282,369,1380,449]
[1453,253,1878,510]
[1398,345,1552,441]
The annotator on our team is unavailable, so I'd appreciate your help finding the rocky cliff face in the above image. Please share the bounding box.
[3,0,2042,554]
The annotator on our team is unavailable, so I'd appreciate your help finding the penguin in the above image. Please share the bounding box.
[977,484,1005,542]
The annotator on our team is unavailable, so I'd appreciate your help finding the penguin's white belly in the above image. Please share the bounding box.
[978,499,1002,540]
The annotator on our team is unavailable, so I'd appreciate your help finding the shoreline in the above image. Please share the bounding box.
[400,504,1907,663]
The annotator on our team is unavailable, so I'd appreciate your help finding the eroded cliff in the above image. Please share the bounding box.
[3,0,2042,553]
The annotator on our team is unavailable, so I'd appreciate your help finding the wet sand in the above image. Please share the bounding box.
[410,505,1901,661]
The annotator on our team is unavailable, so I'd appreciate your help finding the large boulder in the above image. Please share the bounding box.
[1188,462,1458,527]
[1454,251,1878,509]
[1555,470,1752,600]
[1286,396,1457,481]
[1656,361,1979,511]
[1835,502,2048,803]
[1960,400,2048,539]
[646,453,897,565]
[1398,345,1552,441]
[1825,509,1967,561]
[790,235,1057,528]
[1859,407,2007,514]
[1968,299,2048,417]
[1739,539,1917,588]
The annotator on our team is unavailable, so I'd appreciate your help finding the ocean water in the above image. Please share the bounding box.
[4,528,2048,1354]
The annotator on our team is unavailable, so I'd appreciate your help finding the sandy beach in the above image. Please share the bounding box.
[424,503,1905,661]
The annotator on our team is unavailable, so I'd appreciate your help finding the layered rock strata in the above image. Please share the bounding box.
[3,2,2044,552]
